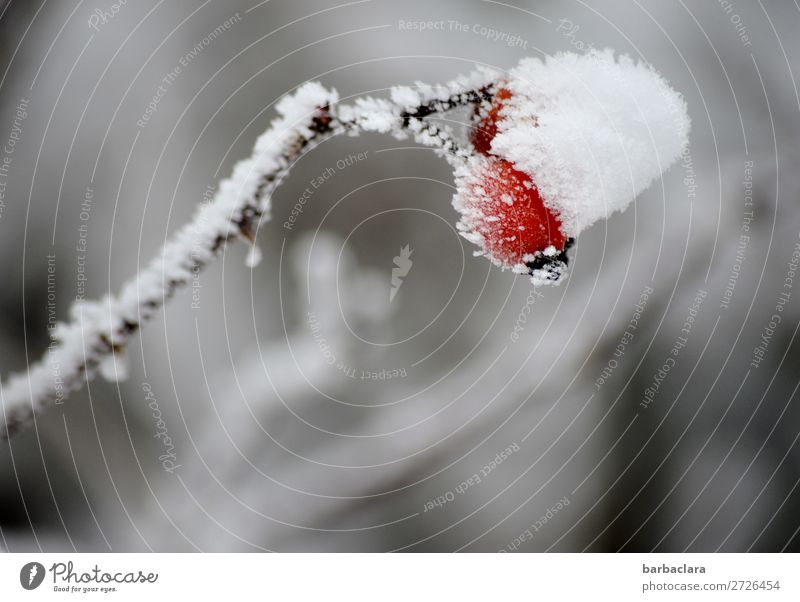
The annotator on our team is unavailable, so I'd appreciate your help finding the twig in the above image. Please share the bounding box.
[0,70,499,439]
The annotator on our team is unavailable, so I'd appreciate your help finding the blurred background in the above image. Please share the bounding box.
[0,0,798,552]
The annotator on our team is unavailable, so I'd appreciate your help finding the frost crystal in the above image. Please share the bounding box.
[98,350,129,382]
[245,245,263,268]
[0,55,688,437]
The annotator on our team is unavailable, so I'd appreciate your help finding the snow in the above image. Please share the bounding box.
[338,97,399,134]
[245,245,263,268]
[390,86,424,111]
[491,49,691,237]
[340,66,499,141]
[529,262,567,286]
[98,350,129,382]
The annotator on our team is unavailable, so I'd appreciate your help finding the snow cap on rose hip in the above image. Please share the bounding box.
[454,49,691,284]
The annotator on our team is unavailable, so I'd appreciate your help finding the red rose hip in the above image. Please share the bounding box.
[460,157,568,269]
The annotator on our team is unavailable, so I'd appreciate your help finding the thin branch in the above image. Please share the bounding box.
[1,71,498,439]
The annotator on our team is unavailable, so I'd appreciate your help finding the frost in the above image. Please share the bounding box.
[390,86,423,111]
[491,49,690,237]
[338,97,399,134]
[245,245,263,268]
[530,264,566,287]
[451,49,689,285]
[3,56,680,436]
[0,81,341,437]
[98,350,129,382]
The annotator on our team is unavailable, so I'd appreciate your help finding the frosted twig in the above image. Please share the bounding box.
[0,71,499,439]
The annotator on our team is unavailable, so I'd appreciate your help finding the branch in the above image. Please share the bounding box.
[1,70,499,439]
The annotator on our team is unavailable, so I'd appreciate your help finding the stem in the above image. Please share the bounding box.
[0,75,496,439]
